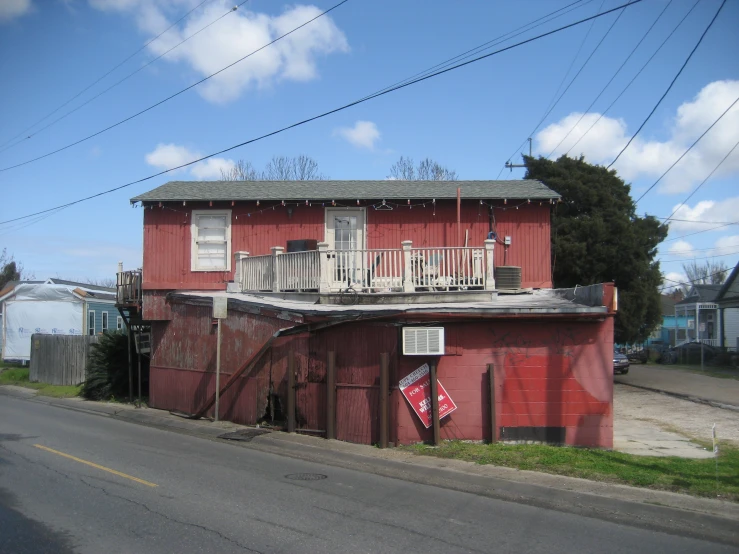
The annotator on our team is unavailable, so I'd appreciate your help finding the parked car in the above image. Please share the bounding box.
[613,352,630,375]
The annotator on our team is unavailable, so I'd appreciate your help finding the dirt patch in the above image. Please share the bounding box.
[615,384,739,446]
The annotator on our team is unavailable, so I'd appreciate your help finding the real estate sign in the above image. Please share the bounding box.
[399,363,457,428]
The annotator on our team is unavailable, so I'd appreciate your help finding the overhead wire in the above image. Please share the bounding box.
[0,0,213,151]
[564,0,700,156]
[0,0,645,226]
[662,221,739,243]
[0,0,250,156]
[0,0,352,173]
[497,0,631,177]
[545,0,674,159]
[607,0,728,169]
[633,95,739,204]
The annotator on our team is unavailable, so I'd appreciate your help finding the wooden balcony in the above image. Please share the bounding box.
[116,268,142,306]
[234,240,496,294]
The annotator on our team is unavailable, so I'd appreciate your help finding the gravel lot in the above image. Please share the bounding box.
[615,383,739,447]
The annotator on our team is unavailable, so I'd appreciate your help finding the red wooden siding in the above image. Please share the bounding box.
[142,200,553,290]
[148,298,612,447]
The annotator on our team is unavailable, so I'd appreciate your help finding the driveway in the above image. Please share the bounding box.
[615,364,739,409]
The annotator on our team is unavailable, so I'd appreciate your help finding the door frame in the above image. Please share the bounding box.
[324,207,367,250]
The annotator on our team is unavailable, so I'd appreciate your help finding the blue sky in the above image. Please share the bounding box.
[0,0,737,287]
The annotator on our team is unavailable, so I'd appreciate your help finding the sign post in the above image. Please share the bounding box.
[213,297,228,422]
[399,363,457,430]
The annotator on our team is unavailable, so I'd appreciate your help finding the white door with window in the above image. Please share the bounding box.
[325,209,365,290]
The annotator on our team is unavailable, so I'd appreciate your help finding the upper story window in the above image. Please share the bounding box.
[102,312,109,332]
[191,210,231,272]
[88,310,96,336]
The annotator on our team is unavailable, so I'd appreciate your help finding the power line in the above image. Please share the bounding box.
[357,0,595,104]
[661,244,739,254]
[0,1,248,156]
[663,221,739,243]
[662,138,739,224]
[659,268,731,291]
[607,0,728,169]
[564,0,700,157]
[546,0,673,159]
[654,217,736,224]
[633,95,739,204]
[660,250,739,263]
[0,0,352,173]
[0,0,643,227]
[0,0,213,151]
[498,0,631,177]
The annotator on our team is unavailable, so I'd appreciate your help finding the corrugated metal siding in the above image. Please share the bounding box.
[142,200,552,290]
[367,202,552,288]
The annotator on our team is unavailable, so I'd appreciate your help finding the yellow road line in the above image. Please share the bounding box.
[33,444,158,488]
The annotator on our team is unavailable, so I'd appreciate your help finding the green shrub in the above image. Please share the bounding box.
[81,331,148,401]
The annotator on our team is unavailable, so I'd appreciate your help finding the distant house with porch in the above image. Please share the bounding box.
[647,294,689,347]
[119,180,617,448]
[716,263,739,351]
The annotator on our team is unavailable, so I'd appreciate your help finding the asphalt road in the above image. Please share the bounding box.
[0,394,733,554]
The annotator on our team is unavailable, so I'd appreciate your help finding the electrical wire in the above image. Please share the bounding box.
[661,138,739,225]
[633,95,739,204]
[497,0,631,177]
[0,0,645,226]
[564,0,700,157]
[662,221,739,243]
[607,0,728,169]
[0,0,213,151]
[659,250,739,263]
[545,0,674,159]
[0,1,249,156]
[0,0,352,173]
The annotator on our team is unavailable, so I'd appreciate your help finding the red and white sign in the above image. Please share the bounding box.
[399,363,457,428]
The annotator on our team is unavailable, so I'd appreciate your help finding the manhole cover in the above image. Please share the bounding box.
[284,473,328,481]
[218,429,271,442]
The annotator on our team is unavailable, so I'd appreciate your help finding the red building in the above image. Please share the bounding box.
[122,180,616,448]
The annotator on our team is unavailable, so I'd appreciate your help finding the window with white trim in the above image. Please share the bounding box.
[88,310,96,336]
[191,210,231,271]
[117,316,123,330]
[102,312,109,332]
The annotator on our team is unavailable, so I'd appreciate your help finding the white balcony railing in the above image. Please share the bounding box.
[235,240,496,294]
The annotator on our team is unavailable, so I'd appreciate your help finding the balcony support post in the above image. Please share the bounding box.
[401,240,415,293]
[234,251,250,292]
[484,239,496,291]
[271,247,284,292]
[317,242,330,294]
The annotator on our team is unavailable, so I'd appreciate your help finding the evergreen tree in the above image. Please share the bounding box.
[524,155,667,344]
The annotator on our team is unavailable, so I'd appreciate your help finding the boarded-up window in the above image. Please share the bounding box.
[191,210,231,271]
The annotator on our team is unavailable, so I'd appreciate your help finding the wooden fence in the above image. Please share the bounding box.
[29,334,99,386]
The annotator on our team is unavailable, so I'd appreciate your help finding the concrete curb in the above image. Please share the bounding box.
[2,385,738,546]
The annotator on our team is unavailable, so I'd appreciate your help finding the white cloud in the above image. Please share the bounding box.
[145,143,234,179]
[89,1,349,103]
[0,0,32,22]
[666,197,739,232]
[662,271,687,292]
[667,240,695,258]
[714,234,739,252]
[333,120,381,150]
[537,80,739,194]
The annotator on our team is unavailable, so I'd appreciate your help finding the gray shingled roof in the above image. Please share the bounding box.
[131,180,560,203]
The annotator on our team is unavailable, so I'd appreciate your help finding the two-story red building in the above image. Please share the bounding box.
[123,179,615,448]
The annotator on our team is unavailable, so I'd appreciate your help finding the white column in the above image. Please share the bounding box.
[484,239,496,291]
[717,306,723,347]
[401,240,415,293]
[234,251,249,291]
[696,304,700,343]
[271,247,284,292]
[317,242,330,294]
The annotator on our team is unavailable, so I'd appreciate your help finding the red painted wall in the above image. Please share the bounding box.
[148,297,613,448]
[141,200,553,290]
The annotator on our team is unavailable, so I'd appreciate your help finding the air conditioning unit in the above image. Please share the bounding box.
[402,327,445,356]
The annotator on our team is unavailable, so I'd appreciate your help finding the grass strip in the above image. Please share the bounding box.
[0,368,81,398]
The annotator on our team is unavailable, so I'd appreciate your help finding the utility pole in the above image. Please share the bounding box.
[504,138,531,171]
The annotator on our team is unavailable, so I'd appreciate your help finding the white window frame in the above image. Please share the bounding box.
[117,316,123,330]
[191,209,232,272]
[102,312,108,332]
[88,310,96,336]
[324,207,366,250]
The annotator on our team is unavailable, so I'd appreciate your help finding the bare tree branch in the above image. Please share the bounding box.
[221,155,327,181]
[388,156,457,180]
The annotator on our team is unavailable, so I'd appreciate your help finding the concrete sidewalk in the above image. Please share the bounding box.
[615,365,739,410]
[2,384,738,543]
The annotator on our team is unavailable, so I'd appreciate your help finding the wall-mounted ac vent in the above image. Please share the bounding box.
[402,327,445,356]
